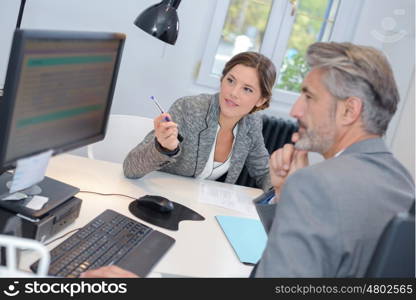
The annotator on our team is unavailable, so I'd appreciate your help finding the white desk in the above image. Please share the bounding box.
[20,154,263,277]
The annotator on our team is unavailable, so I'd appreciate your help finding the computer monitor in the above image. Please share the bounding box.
[0,29,125,217]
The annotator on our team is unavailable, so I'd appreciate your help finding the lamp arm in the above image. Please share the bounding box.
[172,0,181,9]
[16,0,27,29]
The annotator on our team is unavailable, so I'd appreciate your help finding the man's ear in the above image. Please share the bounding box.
[340,96,363,125]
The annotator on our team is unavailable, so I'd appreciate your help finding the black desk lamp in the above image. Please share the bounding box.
[134,0,181,45]
[14,0,182,45]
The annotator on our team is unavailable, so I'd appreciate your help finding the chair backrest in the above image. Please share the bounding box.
[233,114,298,188]
[0,235,50,277]
[365,202,415,278]
[87,114,154,164]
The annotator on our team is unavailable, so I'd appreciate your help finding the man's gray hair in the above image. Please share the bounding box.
[306,42,399,135]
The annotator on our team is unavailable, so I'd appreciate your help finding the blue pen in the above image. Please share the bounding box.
[150,96,171,122]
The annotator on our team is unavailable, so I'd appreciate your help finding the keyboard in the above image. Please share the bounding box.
[31,209,175,278]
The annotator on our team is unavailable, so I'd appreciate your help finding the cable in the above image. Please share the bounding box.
[40,191,135,246]
[78,190,136,200]
[43,228,82,246]
[40,191,135,247]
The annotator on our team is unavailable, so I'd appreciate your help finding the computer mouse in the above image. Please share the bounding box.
[136,195,174,213]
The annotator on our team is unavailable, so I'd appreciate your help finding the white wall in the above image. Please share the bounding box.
[0,0,216,116]
[0,0,414,176]
[352,0,415,178]
[392,71,415,178]
[351,0,415,148]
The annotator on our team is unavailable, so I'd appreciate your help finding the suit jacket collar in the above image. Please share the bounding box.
[340,137,390,157]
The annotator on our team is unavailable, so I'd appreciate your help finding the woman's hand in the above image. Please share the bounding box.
[154,113,179,151]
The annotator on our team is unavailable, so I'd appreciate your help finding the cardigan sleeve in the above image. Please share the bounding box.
[244,116,271,191]
[122,97,187,179]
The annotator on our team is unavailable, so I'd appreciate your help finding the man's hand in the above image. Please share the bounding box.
[79,265,139,278]
[154,113,179,151]
[269,133,309,198]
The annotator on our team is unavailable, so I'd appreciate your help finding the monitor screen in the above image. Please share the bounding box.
[0,29,125,172]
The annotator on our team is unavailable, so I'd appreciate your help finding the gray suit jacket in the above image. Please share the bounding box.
[123,93,271,190]
[255,138,414,277]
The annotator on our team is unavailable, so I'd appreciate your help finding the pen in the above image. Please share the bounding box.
[149,96,183,142]
[149,96,171,122]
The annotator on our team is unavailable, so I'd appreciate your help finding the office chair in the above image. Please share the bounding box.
[0,211,49,277]
[0,235,50,277]
[232,114,298,188]
[365,202,415,277]
[87,114,154,164]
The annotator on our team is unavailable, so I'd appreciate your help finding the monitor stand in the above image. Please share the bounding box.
[0,172,79,218]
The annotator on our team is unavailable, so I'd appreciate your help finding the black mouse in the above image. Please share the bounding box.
[136,195,174,213]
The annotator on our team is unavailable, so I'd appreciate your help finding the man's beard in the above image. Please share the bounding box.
[295,120,336,154]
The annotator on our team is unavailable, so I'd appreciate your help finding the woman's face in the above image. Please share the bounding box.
[219,64,266,119]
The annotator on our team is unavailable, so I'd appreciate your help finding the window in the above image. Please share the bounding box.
[197,0,362,115]
[211,0,274,76]
[276,0,340,93]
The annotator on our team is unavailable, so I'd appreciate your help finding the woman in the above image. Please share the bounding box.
[123,52,276,191]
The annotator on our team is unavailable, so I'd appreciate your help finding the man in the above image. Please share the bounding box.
[81,41,414,278]
[254,41,414,277]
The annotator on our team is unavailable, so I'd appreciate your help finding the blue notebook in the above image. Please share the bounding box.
[216,215,267,265]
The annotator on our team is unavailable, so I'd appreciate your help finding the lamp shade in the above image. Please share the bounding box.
[134,0,181,45]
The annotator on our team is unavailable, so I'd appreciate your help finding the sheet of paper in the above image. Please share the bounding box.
[216,215,267,264]
[25,195,49,210]
[9,150,53,193]
[198,181,257,216]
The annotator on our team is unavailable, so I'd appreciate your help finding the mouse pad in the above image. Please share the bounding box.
[128,199,205,231]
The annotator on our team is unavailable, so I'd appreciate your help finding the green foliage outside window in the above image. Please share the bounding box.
[277,52,309,92]
[277,0,336,92]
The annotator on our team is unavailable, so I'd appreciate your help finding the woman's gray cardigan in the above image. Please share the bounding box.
[123,93,271,191]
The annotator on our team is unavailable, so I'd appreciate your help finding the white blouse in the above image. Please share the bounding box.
[197,124,238,181]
